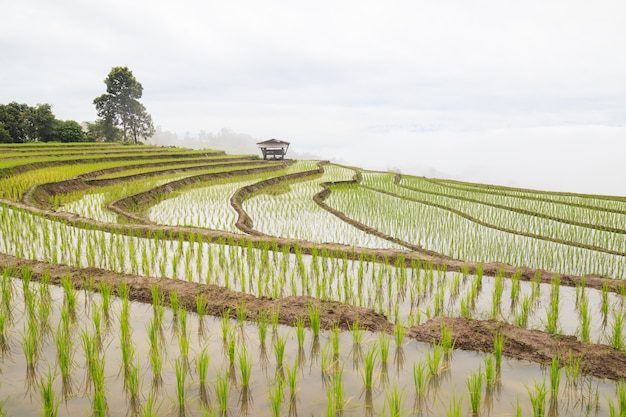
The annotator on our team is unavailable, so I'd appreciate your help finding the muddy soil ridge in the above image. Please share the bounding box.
[409,317,626,382]
[2,253,625,382]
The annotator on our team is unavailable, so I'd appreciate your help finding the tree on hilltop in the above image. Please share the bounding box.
[93,66,154,144]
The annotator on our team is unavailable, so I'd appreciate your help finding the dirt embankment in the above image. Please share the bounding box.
[22,157,264,210]
[408,316,626,381]
[2,253,625,381]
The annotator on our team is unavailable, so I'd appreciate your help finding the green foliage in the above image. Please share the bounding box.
[0,102,81,143]
[93,66,154,143]
[55,120,86,142]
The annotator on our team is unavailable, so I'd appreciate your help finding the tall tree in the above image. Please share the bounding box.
[93,66,154,143]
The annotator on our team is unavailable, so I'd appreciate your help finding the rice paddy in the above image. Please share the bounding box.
[0,142,624,416]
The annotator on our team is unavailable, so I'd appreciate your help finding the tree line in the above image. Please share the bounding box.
[0,66,154,144]
[0,102,87,143]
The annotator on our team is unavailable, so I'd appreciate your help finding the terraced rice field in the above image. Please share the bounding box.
[0,142,625,416]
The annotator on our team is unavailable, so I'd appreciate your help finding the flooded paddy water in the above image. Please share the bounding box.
[0,276,620,416]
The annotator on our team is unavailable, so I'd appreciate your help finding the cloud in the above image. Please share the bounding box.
[1,0,625,194]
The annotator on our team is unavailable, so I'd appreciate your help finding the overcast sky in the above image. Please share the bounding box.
[2,0,625,194]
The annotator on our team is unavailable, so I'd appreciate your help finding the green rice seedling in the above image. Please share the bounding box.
[466,368,484,415]
[238,344,252,389]
[61,274,77,319]
[54,321,74,397]
[491,273,504,319]
[394,321,405,348]
[149,340,163,388]
[362,344,378,391]
[22,316,39,375]
[196,293,207,317]
[531,271,542,300]
[40,368,59,417]
[141,390,159,417]
[270,307,281,335]
[526,379,547,417]
[601,283,610,323]
[119,297,134,381]
[575,278,587,306]
[98,282,112,319]
[610,310,624,350]
[91,303,102,349]
[118,278,130,300]
[236,301,247,326]
[439,321,455,354]
[545,299,559,335]
[515,398,522,417]
[175,357,187,415]
[330,324,340,358]
[515,295,531,328]
[483,354,496,388]
[80,329,96,384]
[38,284,52,335]
[427,344,443,376]
[578,295,591,343]
[385,385,405,417]
[274,334,287,371]
[268,376,285,417]
[379,332,391,365]
[412,360,429,399]
[127,359,141,413]
[331,364,345,413]
[197,347,210,386]
[151,285,164,308]
[258,310,269,347]
[22,279,36,326]
[295,316,305,351]
[0,307,7,355]
[460,294,472,319]
[285,359,299,400]
[308,304,321,338]
[545,275,560,334]
[564,350,583,388]
[320,344,332,384]
[227,329,237,370]
[549,355,561,397]
[510,270,522,306]
[607,380,626,417]
[214,371,230,415]
[179,310,190,363]
[220,309,231,344]
[169,291,179,323]
[446,393,462,417]
[493,330,504,370]
[349,319,364,347]
[325,384,336,417]
[90,342,107,417]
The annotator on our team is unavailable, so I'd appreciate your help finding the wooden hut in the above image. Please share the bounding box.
[256,139,290,160]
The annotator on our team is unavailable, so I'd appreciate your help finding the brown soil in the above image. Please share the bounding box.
[408,317,626,381]
[2,253,625,381]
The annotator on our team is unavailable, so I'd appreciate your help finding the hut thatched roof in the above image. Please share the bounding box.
[256,139,290,148]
